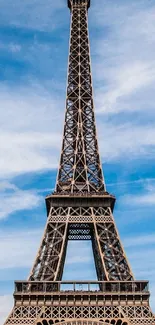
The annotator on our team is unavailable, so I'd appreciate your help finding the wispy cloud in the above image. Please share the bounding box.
[0,84,62,177]
[0,42,21,53]
[124,233,155,248]
[0,228,42,268]
[98,121,155,161]
[92,0,155,116]
[0,295,13,325]
[0,0,65,31]
[107,178,155,188]
[95,62,155,115]
[123,192,155,206]
[0,181,42,219]
[121,180,155,206]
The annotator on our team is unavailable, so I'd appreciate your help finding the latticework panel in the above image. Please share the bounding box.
[56,3,104,194]
[5,305,155,325]
[94,222,133,281]
[49,206,112,223]
[129,320,153,325]
[6,320,35,325]
[121,306,153,318]
[5,306,43,325]
[29,222,68,281]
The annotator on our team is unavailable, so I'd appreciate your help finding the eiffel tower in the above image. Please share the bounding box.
[4,0,155,325]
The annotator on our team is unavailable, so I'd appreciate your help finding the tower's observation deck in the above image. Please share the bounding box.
[68,0,90,10]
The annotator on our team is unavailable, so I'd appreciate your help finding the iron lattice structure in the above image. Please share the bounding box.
[4,1,155,325]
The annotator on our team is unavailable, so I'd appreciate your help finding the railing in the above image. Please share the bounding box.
[49,191,113,197]
[14,281,149,294]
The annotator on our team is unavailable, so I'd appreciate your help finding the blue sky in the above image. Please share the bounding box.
[0,0,155,323]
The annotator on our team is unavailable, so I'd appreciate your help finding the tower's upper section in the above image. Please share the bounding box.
[68,0,90,10]
[56,0,104,194]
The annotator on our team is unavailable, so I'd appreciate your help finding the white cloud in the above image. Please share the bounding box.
[95,62,155,114]
[0,295,13,325]
[0,0,66,31]
[91,0,155,115]
[0,42,21,53]
[107,178,155,188]
[120,180,155,206]
[0,228,42,268]
[0,84,62,177]
[98,121,155,161]
[124,233,155,248]
[0,181,41,219]
[123,193,155,206]
[0,130,60,176]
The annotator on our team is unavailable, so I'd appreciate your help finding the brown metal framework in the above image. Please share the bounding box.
[56,0,104,194]
[3,1,155,325]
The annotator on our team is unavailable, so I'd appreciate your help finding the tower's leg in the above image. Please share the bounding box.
[29,219,68,281]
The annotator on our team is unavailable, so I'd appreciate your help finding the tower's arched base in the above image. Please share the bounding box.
[36,320,129,325]
[4,291,154,325]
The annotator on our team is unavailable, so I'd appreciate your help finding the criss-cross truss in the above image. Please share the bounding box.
[56,1,104,194]
[3,1,155,325]
[29,205,134,282]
